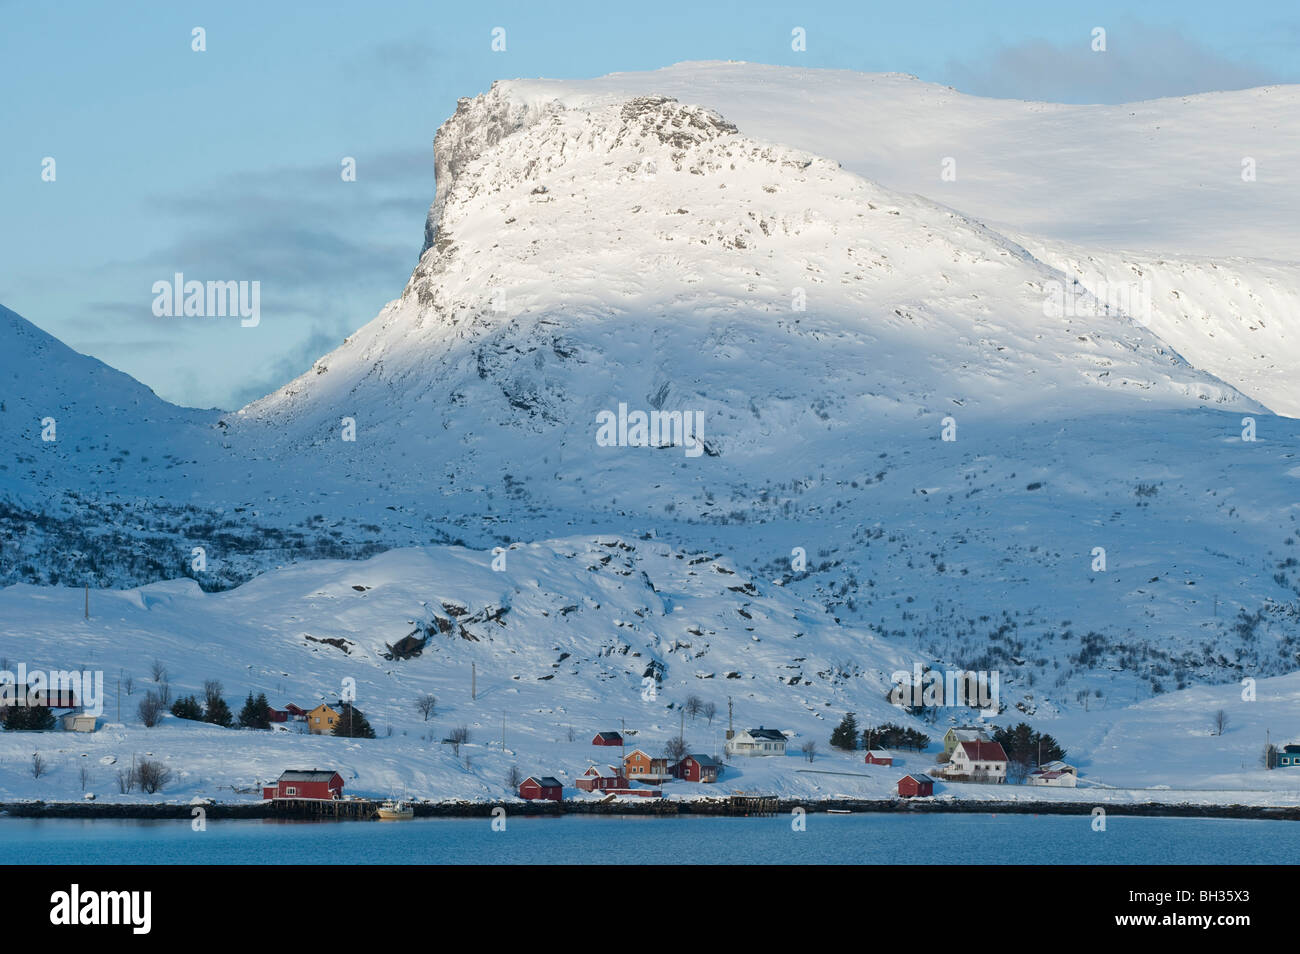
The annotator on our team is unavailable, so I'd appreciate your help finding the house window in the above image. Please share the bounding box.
[286,786,296,795]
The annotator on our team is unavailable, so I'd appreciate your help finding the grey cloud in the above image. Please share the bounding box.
[946,23,1281,104]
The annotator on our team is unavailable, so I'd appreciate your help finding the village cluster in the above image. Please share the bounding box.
[12,679,1300,808]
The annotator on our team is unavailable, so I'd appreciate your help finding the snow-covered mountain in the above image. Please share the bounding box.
[4,63,1300,714]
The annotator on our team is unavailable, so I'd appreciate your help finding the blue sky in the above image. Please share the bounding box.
[3,1,1297,409]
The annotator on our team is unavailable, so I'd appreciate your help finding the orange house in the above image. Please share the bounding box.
[623,749,670,781]
[307,703,340,735]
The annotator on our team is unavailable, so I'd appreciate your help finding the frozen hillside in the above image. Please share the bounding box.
[475,63,1300,416]
[3,541,1299,807]
[3,63,1299,708]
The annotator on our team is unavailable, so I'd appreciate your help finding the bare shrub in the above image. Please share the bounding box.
[137,758,171,794]
[137,691,165,728]
[447,725,469,756]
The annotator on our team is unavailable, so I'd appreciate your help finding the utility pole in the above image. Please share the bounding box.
[501,713,506,751]
[84,585,89,620]
[472,662,477,701]
[727,696,733,737]
[116,674,120,722]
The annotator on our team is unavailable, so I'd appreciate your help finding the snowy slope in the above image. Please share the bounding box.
[0,303,220,498]
[4,61,1300,723]
[474,63,1300,415]
[3,541,1299,807]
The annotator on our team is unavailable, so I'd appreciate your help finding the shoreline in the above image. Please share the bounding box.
[3,797,1298,821]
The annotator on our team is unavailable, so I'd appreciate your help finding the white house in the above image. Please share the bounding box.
[1028,760,1077,786]
[1027,769,1077,787]
[725,727,787,757]
[944,740,1008,783]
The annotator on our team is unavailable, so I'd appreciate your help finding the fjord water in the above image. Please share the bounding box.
[3,814,1292,864]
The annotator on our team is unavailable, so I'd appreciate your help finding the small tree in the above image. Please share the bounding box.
[171,695,203,721]
[32,752,47,778]
[204,693,233,728]
[505,764,522,789]
[137,691,165,728]
[447,725,469,755]
[238,692,271,729]
[332,703,376,739]
[122,674,134,696]
[800,740,817,763]
[150,659,168,683]
[703,701,717,726]
[1212,709,1229,737]
[137,758,172,794]
[79,764,91,791]
[685,695,703,723]
[830,711,860,750]
[415,693,437,721]
[202,680,224,709]
[664,735,689,762]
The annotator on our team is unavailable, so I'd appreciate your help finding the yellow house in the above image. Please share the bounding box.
[307,703,340,735]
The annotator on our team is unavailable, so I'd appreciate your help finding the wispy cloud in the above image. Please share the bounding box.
[947,23,1280,104]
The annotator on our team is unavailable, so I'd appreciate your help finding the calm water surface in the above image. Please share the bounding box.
[2,813,1294,864]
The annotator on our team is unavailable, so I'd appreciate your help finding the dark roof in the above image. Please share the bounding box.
[1282,744,1300,754]
[687,754,720,767]
[958,740,1008,762]
[748,728,785,741]
[902,773,934,784]
[534,776,563,788]
[278,770,340,782]
[594,731,622,740]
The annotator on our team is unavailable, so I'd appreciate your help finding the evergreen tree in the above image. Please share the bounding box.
[238,692,271,729]
[171,695,203,721]
[203,694,233,728]
[829,711,860,750]
[863,722,931,751]
[2,705,56,730]
[993,722,1066,767]
[331,702,376,739]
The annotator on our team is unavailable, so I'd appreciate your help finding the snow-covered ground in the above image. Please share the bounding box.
[1,542,1297,808]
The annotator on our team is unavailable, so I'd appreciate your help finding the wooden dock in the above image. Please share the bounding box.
[266,797,378,820]
[728,795,779,816]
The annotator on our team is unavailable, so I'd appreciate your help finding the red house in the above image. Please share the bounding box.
[574,765,627,792]
[262,769,344,800]
[519,776,563,801]
[865,749,894,766]
[897,773,934,798]
[284,703,308,721]
[267,707,289,723]
[671,754,721,783]
[592,731,623,746]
